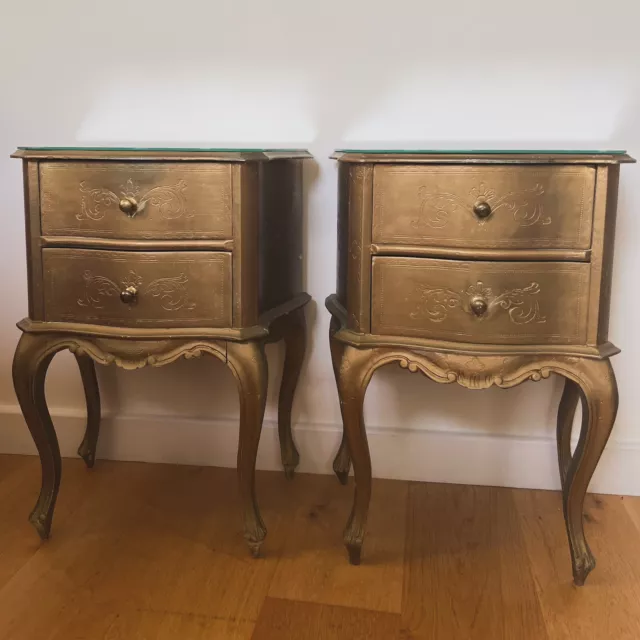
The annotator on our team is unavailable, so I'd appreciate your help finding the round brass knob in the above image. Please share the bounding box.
[119,197,138,217]
[470,296,488,317]
[473,201,492,219]
[120,286,138,304]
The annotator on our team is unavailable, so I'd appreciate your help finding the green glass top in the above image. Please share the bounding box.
[18,146,304,152]
[336,149,627,155]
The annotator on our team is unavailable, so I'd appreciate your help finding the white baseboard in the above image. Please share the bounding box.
[1,406,639,496]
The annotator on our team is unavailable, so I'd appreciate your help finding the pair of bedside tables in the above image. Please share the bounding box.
[12,147,633,585]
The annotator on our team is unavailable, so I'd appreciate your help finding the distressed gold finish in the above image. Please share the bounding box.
[43,248,232,327]
[12,147,311,556]
[40,162,233,240]
[371,257,589,345]
[372,165,595,249]
[328,150,634,585]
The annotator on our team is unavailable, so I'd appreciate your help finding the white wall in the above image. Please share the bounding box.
[1,0,639,494]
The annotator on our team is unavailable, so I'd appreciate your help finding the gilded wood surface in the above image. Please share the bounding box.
[40,162,233,240]
[327,318,618,584]
[232,163,260,327]
[371,257,589,345]
[73,353,101,467]
[346,165,373,332]
[42,248,232,328]
[372,165,595,250]
[13,149,312,561]
[24,161,44,319]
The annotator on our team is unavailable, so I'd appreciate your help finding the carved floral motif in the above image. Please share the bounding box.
[77,270,196,312]
[409,280,547,325]
[413,181,549,230]
[78,178,191,221]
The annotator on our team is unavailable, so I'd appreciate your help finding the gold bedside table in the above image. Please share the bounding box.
[326,149,634,584]
[12,146,311,556]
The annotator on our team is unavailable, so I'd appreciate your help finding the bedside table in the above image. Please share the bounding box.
[12,147,311,556]
[326,150,634,584]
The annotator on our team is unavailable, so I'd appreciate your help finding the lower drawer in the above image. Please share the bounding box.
[42,248,232,328]
[371,257,589,345]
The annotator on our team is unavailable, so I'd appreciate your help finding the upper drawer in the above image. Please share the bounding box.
[42,248,232,328]
[371,256,589,345]
[40,162,233,240]
[372,165,595,250]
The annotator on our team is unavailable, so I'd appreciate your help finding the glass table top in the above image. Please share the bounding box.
[18,146,306,152]
[335,149,628,155]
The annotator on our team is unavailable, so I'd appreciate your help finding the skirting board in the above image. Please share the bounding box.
[0,406,639,496]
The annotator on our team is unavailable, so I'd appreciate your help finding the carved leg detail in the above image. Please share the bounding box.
[338,345,375,565]
[12,333,65,540]
[277,308,306,479]
[556,377,580,491]
[75,354,102,469]
[561,359,618,586]
[227,341,268,558]
[330,317,351,485]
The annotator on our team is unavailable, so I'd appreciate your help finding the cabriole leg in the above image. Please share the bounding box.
[227,340,269,557]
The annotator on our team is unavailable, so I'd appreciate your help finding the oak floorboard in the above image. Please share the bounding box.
[514,489,640,640]
[402,482,548,640]
[251,597,402,640]
[1,456,640,639]
[268,474,407,613]
[0,462,297,640]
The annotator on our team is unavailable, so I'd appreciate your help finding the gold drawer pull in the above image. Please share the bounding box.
[119,196,139,217]
[470,296,488,317]
[120,286,138,304]
[473,201,492,220]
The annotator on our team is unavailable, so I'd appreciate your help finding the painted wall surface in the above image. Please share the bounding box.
[1,0,639,493]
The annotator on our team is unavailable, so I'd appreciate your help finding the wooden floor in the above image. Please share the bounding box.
[1,456,640,639]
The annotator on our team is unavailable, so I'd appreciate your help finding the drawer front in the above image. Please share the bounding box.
[42,249,232,327]
[40,162,233,239]
[372,165,595,249]
[371,257,589,345]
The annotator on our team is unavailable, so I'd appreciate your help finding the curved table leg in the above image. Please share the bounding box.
[338,344,375,565]
[277,308,305,479]
[12,333,66,539]
[227,340,269,557]
[330,317,351,485]
[556,377,580,491]
[75,354,102,468]
[562,358,618,585]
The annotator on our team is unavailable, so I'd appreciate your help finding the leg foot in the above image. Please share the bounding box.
[346,542,362,566]
[75,354,101,469]
[13,333,65,540]
[276,308,305,479]
[572,552,596,587]
[560,359,617,586]
[228,341,269,558]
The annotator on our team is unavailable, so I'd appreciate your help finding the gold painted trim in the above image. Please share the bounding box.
[232,163,260,327]
[346,164,373,331]
[371,244,591,262]
[326,294,618,360]
[18,293,310,341]
[588,165,620,345]
[17,318,265,341]
[40,236,235,251]
[25,161,44,319]
[586,166,611,345]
